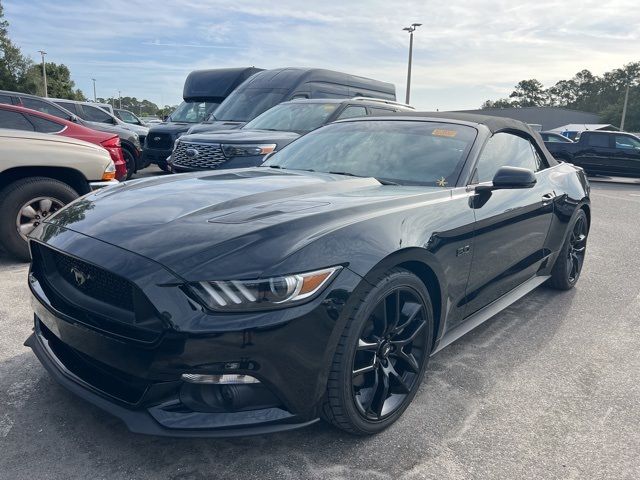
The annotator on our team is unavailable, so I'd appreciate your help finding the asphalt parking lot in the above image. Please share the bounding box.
[1,175,639,480]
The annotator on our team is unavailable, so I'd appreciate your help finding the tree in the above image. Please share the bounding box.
[22,62,85,99]
[481,98,513,109]
[0,1,32,91]
[508,79,547,107]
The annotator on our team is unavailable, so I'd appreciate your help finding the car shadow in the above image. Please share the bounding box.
[1,285,577,479]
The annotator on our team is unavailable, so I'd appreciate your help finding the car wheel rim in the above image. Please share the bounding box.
[16,196,64,240]
[351,287,428,421]
[567,216,587,283]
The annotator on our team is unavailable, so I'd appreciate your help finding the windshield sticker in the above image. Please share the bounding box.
[432,129,458,138]
[436,177,448,187]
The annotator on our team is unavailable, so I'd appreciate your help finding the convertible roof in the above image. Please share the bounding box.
[387,111,559,166]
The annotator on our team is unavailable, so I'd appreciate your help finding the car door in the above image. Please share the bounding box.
[611,134,640,176]
[464,132,555,317]
[571,132,613,174]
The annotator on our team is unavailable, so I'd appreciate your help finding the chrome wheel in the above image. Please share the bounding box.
[567,214,587,283]
[16,196,64,240]
[351,287,428,420]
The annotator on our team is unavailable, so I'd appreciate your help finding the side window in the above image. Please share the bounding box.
[0,94,13,105]
[474,132,546,183]
[0,110,34,130]
[614,135,640,150]
[587,134,610,148]
[28,114,65,133]
[369,107,395,116]
[80,104,114,123]
[336,106,367,120]
[22,97,71,120]
[56,101,78,115]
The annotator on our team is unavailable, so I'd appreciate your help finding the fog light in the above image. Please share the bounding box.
[181,373,260,384]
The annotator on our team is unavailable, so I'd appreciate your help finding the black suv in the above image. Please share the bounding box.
[170,98,414,172]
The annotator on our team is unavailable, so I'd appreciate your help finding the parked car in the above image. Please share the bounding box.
[0,91,143,176]
[50,98,148,146]
[545,130,640,177]
[170,97,414,172]
[0,130,116,260]
[143,67,262,171]
[0,103,127,180]
[25,112,590,437]
[114,108,147,127]
[540,131,573,143]
[186,67,398,136]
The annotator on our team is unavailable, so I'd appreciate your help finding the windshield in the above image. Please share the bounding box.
[244,103,339,133]
[170,101,219,123]
[212,88,287,122]
[263,120,477,186]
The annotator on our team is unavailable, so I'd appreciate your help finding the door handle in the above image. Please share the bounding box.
[541,192,554,205]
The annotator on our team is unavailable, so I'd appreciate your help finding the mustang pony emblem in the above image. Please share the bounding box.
[70,267,90,287]
[436,177,448,187]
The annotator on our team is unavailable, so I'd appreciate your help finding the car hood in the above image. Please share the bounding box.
[85,121,138,142]
[44,168,446,280]
[180,129,301,145]
[187,121,246,134]
[120,123,148,135]
[149,122,196,134]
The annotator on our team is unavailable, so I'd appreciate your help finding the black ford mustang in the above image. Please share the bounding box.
[26,112,590,437]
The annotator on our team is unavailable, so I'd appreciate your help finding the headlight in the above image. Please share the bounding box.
[221,143,276,158]
[189,266,341,312]
[101,160,116,181]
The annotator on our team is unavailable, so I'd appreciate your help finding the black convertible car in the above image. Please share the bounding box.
[26,113,590,437]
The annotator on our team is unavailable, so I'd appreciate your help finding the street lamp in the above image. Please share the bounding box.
[118,90,122,109]
[37,50,48,97]
[402,23,421,104]
[91,78,97,102]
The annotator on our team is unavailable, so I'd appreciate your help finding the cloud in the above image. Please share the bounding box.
[4,0,639,110]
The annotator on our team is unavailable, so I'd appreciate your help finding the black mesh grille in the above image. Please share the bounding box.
[146,132,173,149]
[172,141,228,169]
[48,247,135,311]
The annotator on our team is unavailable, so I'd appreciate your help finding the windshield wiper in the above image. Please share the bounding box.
[375,178,399,185]
[264,165,285,169]
[328,171,361,178]
[329,171,398,185]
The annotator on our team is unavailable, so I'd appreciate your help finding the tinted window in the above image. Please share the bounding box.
[544,133,571,143]
[170,101,219,123]
[244,103,338,133]
[0,110,34,130]
[0,94,13,105]
[264,121,477,186]
[28,114,64,133]
[475,132,546,183]
[214,88,288,122]
[22,97,71,120]
[80,104,114,123]
[369,107,395,116]
[116,109,139,124]
[56,101,78,114]
[587,134,610,148]
[336,106,367,120]
[614,135,640,150]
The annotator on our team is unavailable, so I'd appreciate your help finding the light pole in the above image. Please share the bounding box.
[37,50,48,97]
[402,23,421,104]
[118,90,122,109]
[621,83,630,131]
[91,78,97,102]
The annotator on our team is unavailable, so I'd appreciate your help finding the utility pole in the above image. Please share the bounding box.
[37,50,48,97]
[91,78,97,102]
[118,90,122,109]
[402,23,421,104]
[621,83,630,131]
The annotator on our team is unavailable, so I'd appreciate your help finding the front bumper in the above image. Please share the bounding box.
[25,226,360,437]
[89,179,119,191]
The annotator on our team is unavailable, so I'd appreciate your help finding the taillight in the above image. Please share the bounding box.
[100,135,127,180]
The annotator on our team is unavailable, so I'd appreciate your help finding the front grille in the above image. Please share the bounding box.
[146,132,172,149]
[172,141,228,169]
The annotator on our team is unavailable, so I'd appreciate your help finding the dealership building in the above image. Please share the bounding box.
[454,106,602,131]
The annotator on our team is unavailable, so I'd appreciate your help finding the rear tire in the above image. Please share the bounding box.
[547,209,588,290]
[321,268,433,435]
[0,177,78,261]
[122,147,136,179]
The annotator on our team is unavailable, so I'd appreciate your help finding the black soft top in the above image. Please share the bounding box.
[388,111,559,166]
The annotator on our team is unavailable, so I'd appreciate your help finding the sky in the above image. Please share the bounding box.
[4,0,640,111]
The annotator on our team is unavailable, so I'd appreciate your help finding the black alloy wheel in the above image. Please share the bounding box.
[548,209,589,290]
[322,268,433,435]
[122,148,135,179]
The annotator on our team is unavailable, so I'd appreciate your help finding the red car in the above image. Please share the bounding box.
[0,103,127,180]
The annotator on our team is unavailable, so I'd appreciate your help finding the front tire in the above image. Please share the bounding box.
[122,147,136,179]
[547,209,588,290]
[322,268,433,435]
[0,177,78,261]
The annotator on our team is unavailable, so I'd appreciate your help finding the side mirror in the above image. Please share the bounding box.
[476,166,536,192]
